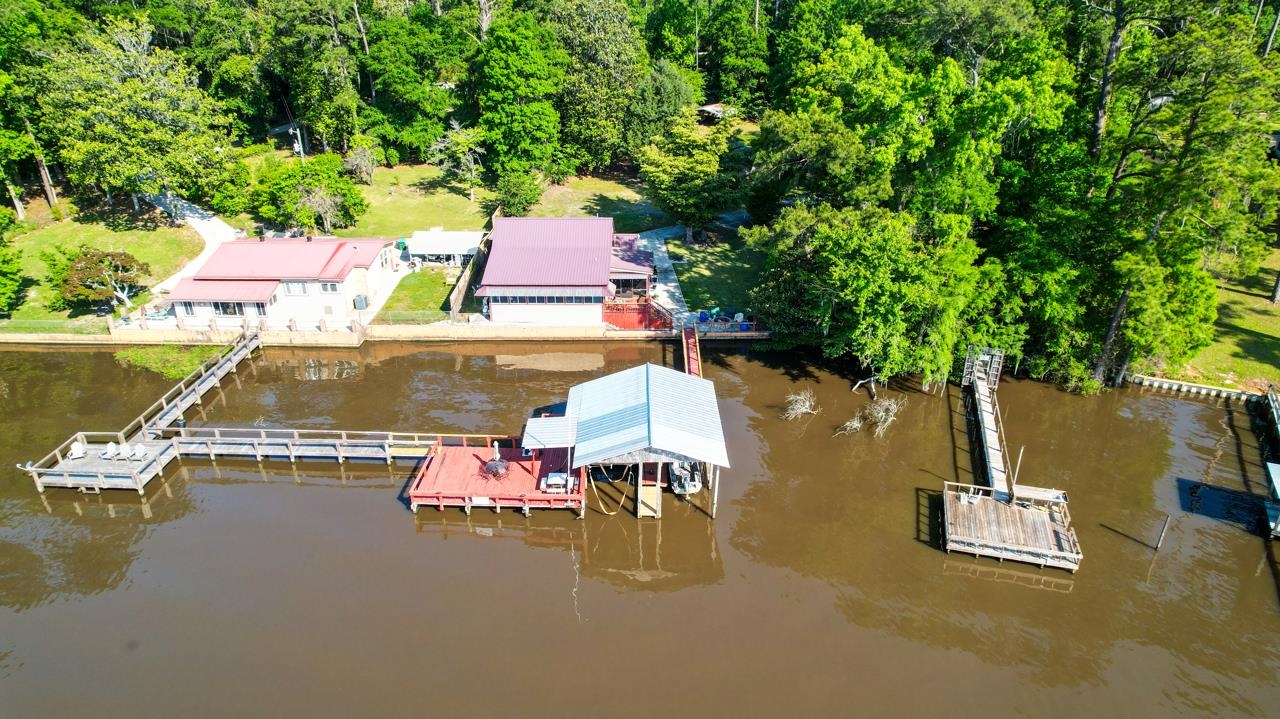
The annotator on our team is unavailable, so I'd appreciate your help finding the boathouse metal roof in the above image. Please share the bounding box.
[406,228,483,257]
[521,363,729,469]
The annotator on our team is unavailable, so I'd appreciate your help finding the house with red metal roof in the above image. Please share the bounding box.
[163,237,400,330]
[476,217,666,327]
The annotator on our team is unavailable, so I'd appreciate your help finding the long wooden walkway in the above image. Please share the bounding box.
[20,332,264,493]
[944,347,1083,572]
[682,326,702,377]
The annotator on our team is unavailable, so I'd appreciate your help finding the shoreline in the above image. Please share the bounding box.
[0,323,770,348]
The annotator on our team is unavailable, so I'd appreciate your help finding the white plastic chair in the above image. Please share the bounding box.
[98,442,119,460]
[132,445,150,462]
[117,442,133,461]
[67,441,86,460]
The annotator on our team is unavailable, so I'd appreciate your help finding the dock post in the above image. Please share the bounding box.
[1155,514,1172,552]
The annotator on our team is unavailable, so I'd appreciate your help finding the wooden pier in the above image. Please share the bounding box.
[682,326,702,378]
[944,348,1084,572]
[20,332,263,493]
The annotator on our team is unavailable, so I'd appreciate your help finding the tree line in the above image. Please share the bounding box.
[1,1,1278,389]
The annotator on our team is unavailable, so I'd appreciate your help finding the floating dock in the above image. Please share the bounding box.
[407,441,584,516]
[944,348,1084,572]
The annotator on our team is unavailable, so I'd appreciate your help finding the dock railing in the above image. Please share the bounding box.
[119,330,261,442]
[24,430,167,492]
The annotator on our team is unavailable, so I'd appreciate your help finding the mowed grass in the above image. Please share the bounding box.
[1173,249,1280,392]
[531,175,668,233]
[374,267,453,323]
[6,201,202,322]
[335,164,492,238]
[665,233,766,313]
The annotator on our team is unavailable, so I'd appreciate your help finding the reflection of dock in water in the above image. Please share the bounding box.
[412,502,724,592]
[942,559,1075,594]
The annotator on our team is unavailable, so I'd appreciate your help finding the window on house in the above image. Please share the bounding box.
[284,282,306,295]
[179,301,195,316]
[213,302,245,316]
[320,282,339,294]
[253,302,267,315]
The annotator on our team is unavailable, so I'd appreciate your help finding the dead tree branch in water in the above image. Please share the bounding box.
[782,388,821,421]
[851,375,880,400]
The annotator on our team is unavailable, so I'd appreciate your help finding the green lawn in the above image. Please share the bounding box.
[6,204,202,322]
[1172,249,1280,392]
[373,267,453,323]
[665,233,766,313]
[530,175,668,233]
[335,164,492,238]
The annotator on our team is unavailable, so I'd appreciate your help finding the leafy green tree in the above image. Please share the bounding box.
[38,18,230,202]
[255,153,368,232]
[430,119,486,203]
[209,160,252,217]
[474,13,568,175]
[495,170,545,216]
[645,0,700,67]
[705,0,769,117]
[58,247,150,310]
[1090,14,1280,380]
[550,0,646,170]
[343,134,385,184]
[636,111,739,242]
[362,13,455,158]
[623,58,702,154]
[746,203,1000,385]
[0,203,21,314]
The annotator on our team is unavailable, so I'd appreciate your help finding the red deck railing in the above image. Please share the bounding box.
[603,299,673,330]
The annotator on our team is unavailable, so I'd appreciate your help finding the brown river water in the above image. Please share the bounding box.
[0,341,1278,718]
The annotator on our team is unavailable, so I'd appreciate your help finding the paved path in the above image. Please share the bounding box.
[636,226,694,326]
[145,194,240,293]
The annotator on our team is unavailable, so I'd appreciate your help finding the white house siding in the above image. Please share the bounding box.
[489,303,603,324]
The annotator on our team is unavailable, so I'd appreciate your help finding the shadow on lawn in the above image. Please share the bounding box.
[582,193,666,233]
[412,174,470,201]
[71,202,165,232]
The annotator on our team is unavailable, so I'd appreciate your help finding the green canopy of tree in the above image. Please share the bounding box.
[37,19,230,200]
[58,247,150,310]
[636,111,741,242]
[254,153,368,233]
[473,13,568,175]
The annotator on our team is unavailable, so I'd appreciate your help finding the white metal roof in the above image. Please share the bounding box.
[523,416,575,449]
[407,228,483,256]
[565,363,729,469]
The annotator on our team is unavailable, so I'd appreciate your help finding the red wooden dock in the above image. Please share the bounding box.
[408,441,585,516]
[682,326,702,377]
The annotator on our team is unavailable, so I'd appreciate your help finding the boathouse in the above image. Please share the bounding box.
[522,363,730,518]
[476,217,669,328]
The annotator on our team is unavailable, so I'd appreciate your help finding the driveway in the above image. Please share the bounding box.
[145,194,241,293]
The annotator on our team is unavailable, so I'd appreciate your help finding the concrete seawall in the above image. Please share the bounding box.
[0,324,770,348]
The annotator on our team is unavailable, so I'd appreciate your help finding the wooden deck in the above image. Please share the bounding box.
[408,444,585,516]
[943,482,1083,572]
[27,439,181,493]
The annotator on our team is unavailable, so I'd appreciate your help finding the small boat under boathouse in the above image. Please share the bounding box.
[407,363,730,518]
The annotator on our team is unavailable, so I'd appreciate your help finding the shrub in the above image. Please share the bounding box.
[495,170,544,216]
